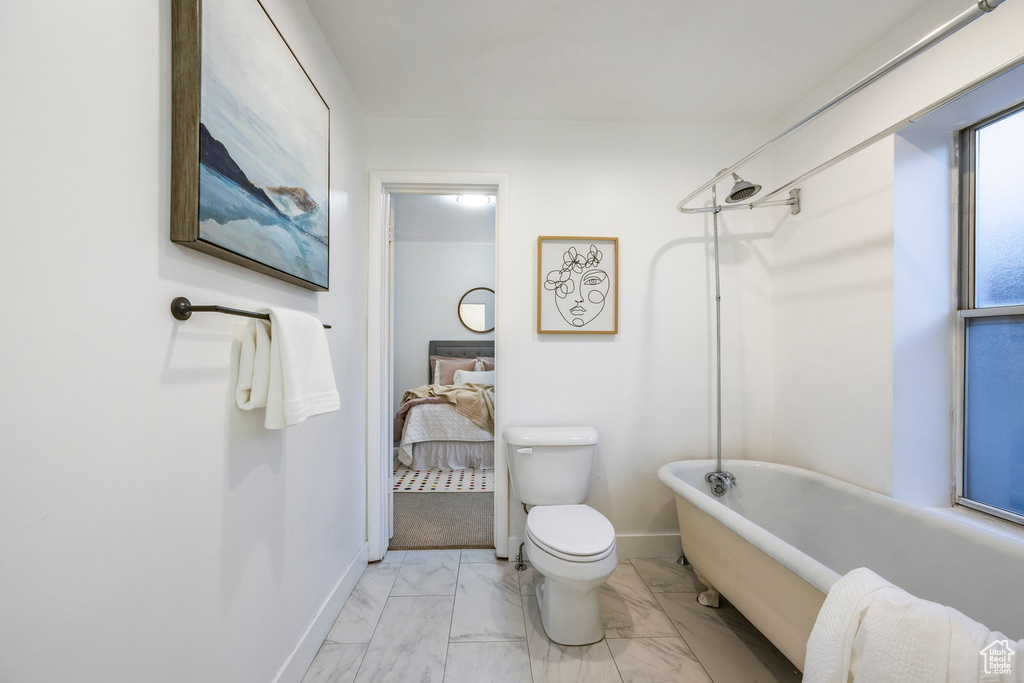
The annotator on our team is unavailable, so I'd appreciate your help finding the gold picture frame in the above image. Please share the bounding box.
[538,236,618,334]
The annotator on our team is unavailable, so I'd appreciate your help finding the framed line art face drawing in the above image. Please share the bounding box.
[538,237,618,334]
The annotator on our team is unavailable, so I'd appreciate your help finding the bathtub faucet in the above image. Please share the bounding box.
[704,471,736,497]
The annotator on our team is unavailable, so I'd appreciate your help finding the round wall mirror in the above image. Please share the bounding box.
[458,287,495,333]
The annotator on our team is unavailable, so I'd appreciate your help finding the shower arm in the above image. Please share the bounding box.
[675,0,1005,214]
[678,190,801,214]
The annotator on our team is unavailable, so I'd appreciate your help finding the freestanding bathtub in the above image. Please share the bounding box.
[658,459,1024,671]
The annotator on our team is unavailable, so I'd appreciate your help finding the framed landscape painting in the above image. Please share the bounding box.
[538,236,618,334]
[171,0,330,291]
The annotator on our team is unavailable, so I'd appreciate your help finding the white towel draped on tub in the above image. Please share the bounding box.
[805,567,1024,683]
[234,308,339,429]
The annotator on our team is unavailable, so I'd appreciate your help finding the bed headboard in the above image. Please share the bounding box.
[428,340,494,377]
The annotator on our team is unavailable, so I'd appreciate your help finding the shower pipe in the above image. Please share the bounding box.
[705,183,736,498]
[695,44,1024,499]
[676,0,1006,215]
[694,53,1024,497]
[170,296,332,329]
[700,173,789,498]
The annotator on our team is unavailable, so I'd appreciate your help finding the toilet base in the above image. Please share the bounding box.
[536,576,605,646]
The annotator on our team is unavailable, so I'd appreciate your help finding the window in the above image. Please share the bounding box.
[958,102,1024,525]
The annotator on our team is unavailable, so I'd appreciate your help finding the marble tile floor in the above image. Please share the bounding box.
[301,550,801,683]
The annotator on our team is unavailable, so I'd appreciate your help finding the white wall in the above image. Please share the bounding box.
[369,119,779,555]
[393,241,494,415]
[891,131,956,507]
[0,2,368,682]
[771,140,896,492]
[767,0,1024,495]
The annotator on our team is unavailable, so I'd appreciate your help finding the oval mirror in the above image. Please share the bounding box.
[458,287,495,333]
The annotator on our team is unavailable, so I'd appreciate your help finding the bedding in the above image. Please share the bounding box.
[401,383,494,434]
[430,356,478,385]
[452,368,495,387]
[395,340,496,471]
[397,402,493,469]
[403,441,493,471]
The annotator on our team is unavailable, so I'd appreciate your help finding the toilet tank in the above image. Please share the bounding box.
[503,426,599,505]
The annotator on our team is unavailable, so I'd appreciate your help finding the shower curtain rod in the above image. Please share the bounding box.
[676,0,1006,213]
[750,49,1024,208]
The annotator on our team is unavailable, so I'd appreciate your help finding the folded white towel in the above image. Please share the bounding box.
[805,567,1023,683]
[234,308,339,429]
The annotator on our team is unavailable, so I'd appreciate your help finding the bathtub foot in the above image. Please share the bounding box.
[697,588,720,608]
[677,552,689,566]
[694,572,720,608]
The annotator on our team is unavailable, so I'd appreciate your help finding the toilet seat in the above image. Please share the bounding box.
[526,505,616,562]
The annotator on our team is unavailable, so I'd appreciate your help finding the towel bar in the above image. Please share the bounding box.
[170,297,331,329]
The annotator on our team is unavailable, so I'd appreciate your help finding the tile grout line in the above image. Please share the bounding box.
[629,559,685,641]
[608,640,627,683]
[602,563,630,683]
[508,559,531,657]
[441,553,464,682]
[626,559,719,682]
[323,562,402,646]
[346,551,408,683]
[517,563,538,683]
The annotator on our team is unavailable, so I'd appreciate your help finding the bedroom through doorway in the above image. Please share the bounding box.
[389,192,496,551]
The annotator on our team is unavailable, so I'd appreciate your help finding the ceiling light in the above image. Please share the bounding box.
[456,194,491,206]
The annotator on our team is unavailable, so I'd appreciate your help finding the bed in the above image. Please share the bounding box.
[394,340,495,471]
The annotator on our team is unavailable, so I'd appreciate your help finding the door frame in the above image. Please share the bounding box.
[366,170,511,561]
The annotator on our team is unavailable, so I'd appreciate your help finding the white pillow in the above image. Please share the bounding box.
[453,369,495,386]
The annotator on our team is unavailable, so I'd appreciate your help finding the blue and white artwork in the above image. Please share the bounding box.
[198,0,329,289]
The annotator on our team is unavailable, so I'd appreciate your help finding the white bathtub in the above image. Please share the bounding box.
[658,459,1024,671]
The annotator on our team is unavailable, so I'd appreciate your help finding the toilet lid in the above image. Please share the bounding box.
[526,505,616,558]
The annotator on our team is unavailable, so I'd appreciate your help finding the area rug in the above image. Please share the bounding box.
[392,465,493,492]
[389,492,494,550]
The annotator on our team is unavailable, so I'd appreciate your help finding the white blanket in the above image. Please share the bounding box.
[398,403,491,467]
[805,567,1023,683]
[234,308,339,429]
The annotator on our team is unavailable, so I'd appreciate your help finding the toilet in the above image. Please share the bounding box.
[504,426,618,646]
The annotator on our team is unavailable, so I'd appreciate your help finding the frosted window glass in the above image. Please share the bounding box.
[964,318,1024,517]
[975,108,1024,307]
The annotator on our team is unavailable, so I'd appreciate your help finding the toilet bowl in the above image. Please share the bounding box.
[525,504,618,646]
[504,426,618,646]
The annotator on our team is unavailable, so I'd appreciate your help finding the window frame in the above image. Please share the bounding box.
[955,99,1024,527]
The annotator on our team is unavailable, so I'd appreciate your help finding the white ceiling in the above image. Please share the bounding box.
[306,0,938,125]
[392,194,496,243]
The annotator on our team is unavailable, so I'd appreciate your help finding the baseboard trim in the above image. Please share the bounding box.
[615,533,682,559]
[272,542,368,683]
[507,533,681,561]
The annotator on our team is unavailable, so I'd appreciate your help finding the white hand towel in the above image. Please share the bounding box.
[805,567,1024,683]
[234,308,339,429]
[235,318,272,411]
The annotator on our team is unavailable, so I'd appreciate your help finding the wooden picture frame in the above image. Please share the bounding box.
[171,0,330,291]
[538,236,618,334]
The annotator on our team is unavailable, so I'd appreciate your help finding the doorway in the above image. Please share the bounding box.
[389,193,495,549]
[366,172,511,561]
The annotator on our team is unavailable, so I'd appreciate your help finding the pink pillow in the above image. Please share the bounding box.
[431,356,477,385]
[476,356,495,371]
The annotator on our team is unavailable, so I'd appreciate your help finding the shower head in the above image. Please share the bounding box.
[724,173,761,203]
